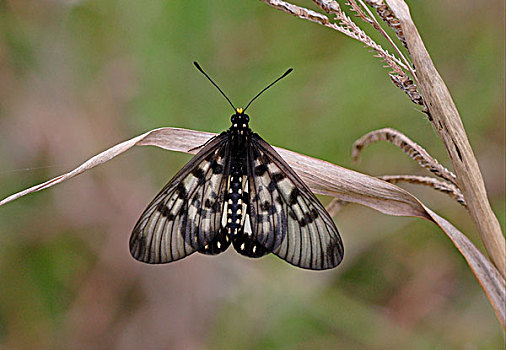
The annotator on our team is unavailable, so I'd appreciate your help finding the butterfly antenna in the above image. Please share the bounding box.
[194,61,236,112]
[243,68,293,112]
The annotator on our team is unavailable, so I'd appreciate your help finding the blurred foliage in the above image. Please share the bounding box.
[0,0,504,349]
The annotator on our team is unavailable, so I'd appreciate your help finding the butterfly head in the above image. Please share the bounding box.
[231,108,250,129]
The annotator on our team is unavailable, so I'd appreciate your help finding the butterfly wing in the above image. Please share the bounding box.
[245,134,344,270]
[130,133,231,264]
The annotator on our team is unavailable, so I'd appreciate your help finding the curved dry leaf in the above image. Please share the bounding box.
[0,127,503,327]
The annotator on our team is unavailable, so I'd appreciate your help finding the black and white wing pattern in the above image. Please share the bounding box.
[130,63,344,269]
[130,133,232,264]
[245,134,344,270]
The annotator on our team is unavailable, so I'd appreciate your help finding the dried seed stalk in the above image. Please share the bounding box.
[261,0,409,75]
[389,73,424,106]
[379,175,466,207]
[363,0,407,49]
[352,128,458,186]
[348,0,413,74]
[354,0,423,106]
[326,173,466,216]
[266,0,423,107]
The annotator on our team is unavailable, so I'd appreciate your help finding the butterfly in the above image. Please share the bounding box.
[129,62,344,270]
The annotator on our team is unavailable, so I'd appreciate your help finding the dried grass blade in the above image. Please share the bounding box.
[385,0,505,278]
[0,127,503,326]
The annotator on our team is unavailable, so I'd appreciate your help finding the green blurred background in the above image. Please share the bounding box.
[0,0,504,348]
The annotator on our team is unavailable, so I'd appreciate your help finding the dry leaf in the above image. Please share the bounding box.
[1,127,504,327]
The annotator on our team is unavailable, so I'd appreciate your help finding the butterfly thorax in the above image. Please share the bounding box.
[229,109,250,140]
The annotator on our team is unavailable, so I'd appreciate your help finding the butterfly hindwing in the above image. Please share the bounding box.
[246,134,344,270]
[130,133,231,264]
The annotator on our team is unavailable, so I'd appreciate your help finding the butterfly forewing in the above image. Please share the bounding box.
[130,133,230,263]
[246,135,344,270]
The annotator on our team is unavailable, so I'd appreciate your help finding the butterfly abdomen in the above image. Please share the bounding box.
[225,163,246,233]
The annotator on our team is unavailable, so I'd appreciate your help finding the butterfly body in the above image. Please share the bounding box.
[199,111,253,256]
[130,64,344,270]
